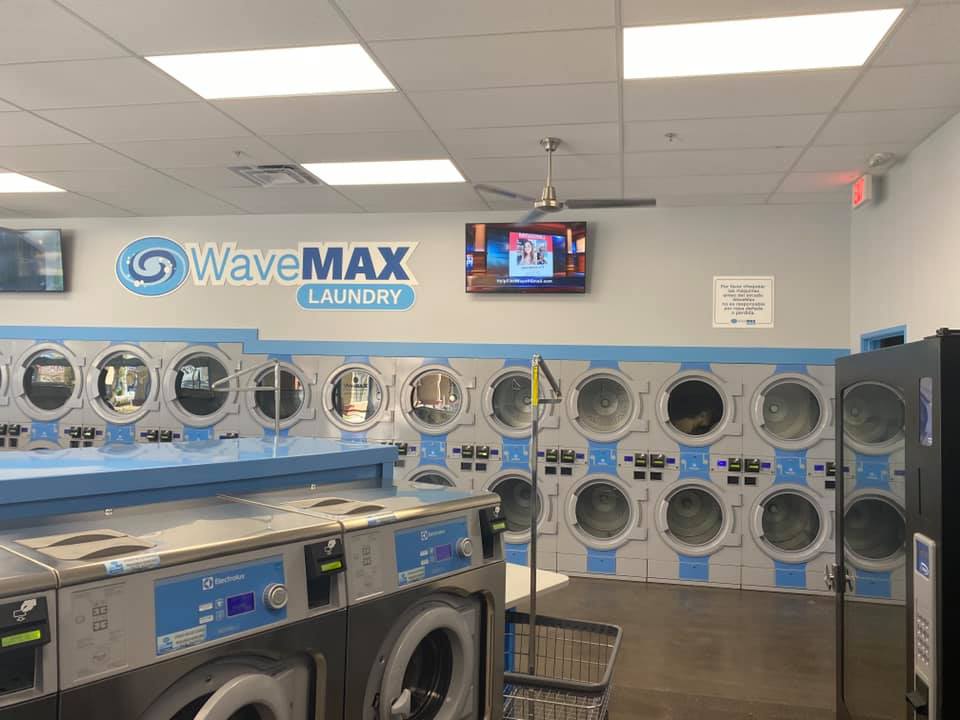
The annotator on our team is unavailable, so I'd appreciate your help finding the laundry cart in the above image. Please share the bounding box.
[503,354,622,720]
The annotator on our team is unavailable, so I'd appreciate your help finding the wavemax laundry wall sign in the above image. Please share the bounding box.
[116,236,418,310]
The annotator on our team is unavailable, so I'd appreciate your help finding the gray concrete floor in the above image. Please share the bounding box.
[521,578,837,720]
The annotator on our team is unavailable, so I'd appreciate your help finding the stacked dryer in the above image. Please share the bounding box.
[740,364,836,594]
[555,361,650,580]
[314,356,396,443]
[642,363,745,588]
[235,351,320,438]
[392,358,477,488]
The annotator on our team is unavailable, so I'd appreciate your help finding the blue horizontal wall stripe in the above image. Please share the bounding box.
[0,325,848,366]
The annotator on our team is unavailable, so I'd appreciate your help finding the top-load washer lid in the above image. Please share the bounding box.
[330,367,385,427]
[22,349,78,413]
[843,382,905,452]
[0,546,56,599]
[0,496,341,587]
[666,378,725,438]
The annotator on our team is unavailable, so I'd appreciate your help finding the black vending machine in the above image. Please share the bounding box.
[834,329,955,720]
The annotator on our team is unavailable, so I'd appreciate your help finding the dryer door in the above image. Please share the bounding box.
[139,657,310,720]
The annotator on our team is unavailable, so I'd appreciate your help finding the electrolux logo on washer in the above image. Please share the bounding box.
[115,235,419,311]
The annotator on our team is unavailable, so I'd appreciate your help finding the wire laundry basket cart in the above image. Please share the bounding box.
[502,355,623,720]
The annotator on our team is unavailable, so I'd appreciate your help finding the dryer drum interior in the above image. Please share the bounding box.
[666,487,724,546]
[492,476,542,533]
[760,492,821,552]
[330,368,383,425]
[491,371,538,429]
[410,470,456,487]
[174,354,229,417]
[96,351,151,416]
[576,482,631,539]
[761,381,821,442]
[410,370,462,427]
[667,379,724,437]
[576,375,633,434]
[254,368,305,420]
[844,497,905,561]
[23,350,77,411]
[842,383,904,448]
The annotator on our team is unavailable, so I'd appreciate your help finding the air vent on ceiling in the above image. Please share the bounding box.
[230,164,319,187]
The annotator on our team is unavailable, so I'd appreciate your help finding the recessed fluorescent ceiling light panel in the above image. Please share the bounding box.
[624,8,903,79]
[0,173,64,193]
[146,45,394,99]
[302,159,465,186]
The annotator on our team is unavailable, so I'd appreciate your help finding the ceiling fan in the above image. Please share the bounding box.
[475,137,656,224]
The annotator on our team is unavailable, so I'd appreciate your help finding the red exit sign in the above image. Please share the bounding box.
[852,174,873,209]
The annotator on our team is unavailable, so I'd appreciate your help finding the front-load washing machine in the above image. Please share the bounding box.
[0,495,349,719]
[0,547,57,720]
[83,342,163,447]
[316,356,396,442]
[7,340,107,451]
[840,380,907,603]
[238,353,320,439]
[740,365,836,593]
[225,483,506,720]
[393,359,477,485]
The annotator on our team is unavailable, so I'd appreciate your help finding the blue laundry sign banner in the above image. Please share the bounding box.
[116,236,418,310]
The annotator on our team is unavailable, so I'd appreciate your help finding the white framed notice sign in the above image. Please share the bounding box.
[713,276,774,328]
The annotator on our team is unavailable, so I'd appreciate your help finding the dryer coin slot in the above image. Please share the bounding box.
[727,476,740,485]
[560,449,576,464]
[650,471,663,481]
[476,445,490,460]
[634,471,646,480]
[728,458,743,472]
[744,458,762,474]
[650,453,666,469]
[544,448,559,463]
[545,466,557,475]
[634,454,648,468]
[826,462,837,477]
[744,476,758,486]
[459,445,474,459]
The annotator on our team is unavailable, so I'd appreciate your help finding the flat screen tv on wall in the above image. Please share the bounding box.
[0,228,64,292]
[465,221,587,294]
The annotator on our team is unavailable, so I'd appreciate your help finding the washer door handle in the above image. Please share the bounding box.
[194,673,288,720]
[390,688,412,719]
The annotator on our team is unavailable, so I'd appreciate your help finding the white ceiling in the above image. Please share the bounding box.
[0,0,957,217]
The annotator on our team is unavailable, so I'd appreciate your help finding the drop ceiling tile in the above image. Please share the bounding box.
[214,93,423,135]
[371,30,616,92]
[479,178,623,208]
[623,70,857,121]
[621,0,900,25]
[335,0,615,40]
[411,84,619,128]
[29,167,188,193]
[816,108,959,146]
[459,154,621,182]
[337,183,489,212]
[437,124,619,158]
[778,171,860,193]
[625,147,801,176]
[265,131,445,162]
[107,136,288,168]
[38,103,250,142]
[0,192,134,217]
[0,0,126,64]
[208,187,362,214]
[875,5,960,66]
[161,166,261,191]
[86,187,244,216]
[58,0,356,54]
[842,64,960,112]
[625,173,782,196]
[0,143,140,171]
[0,112,86,146]
[657,194,767,207]
[624,115,825,151]
[0,58,198,110]
[794,144,911,172]
[768,190,849,204]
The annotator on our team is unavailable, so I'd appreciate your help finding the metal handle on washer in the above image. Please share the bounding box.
[389,688,412,719]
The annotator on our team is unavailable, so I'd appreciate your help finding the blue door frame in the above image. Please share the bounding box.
[860,325,907,352]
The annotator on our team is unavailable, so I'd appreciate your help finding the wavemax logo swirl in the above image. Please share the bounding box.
[116,237,189,297]
[115,237,418,311]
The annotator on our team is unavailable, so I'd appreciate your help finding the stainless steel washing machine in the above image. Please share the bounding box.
[227,484,507,720]
[0,495,348,720]
[0,547,57,720]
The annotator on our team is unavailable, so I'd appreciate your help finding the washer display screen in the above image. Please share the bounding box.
[331,368,383,425]
[174,355,229,417]
[762,381,821,442]
[410,371,462,427]
[23,351,76,411]
[97,352,151,415]
[255,368,305,420]
[227,592,255,617]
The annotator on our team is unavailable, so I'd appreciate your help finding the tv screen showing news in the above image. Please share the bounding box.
[465,221,587,294]
[0,228,64,292]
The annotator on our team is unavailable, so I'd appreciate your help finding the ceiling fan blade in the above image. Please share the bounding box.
[517,208,546,225]
[474,183,538,203]
[564,197,657,209]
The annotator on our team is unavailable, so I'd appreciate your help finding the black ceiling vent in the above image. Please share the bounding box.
[230,164,319,187]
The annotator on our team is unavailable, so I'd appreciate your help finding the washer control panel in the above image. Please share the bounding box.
[395,517,472,587]
[154,555,286,656]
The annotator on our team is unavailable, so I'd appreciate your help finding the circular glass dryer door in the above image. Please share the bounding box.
[489,474,542,543]
[91,349,155,423]
[664,485,725,549]
[570,373,636,441]
[370,596,479,720]
[407,369,465,433]
[487,370,540,436]
[664,378,726,441]
[253,367,306,428]
[844,494,906,569]
[570,478,634,547]
[842,383,905,454]
[21,349,78,416]
[754,489,825,560]
[328,366,385,430]
[168,351,233,425]
[409,469,457,487]
[754,378,826,449]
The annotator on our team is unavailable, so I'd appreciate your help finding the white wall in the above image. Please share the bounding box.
[3,204,850,349]
[850,111,960,347]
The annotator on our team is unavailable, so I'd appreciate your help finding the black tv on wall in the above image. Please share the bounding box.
[465,221,587,294]
[0,227,64,292]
